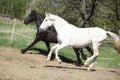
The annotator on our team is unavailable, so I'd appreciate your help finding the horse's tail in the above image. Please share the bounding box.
[107,31,120,54]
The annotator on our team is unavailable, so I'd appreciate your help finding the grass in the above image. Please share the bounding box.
[0,20,120,68]
[97,43,120,68]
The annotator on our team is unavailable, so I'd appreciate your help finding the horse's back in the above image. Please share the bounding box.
[63,26,91,47]
[88,27,107,42]
[67,27,107,47]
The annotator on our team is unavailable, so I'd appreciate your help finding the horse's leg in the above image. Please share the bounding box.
[54,43,67,62]
[47,44,59,61]
[85,46,93,56]
[84,42,101,71]
[45,42,51,52]
[80,47,93,60]
[21,38,39,54]
[73,48,83,66]
[78,48,87,60]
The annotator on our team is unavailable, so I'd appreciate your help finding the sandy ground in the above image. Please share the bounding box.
[0,47,120,80]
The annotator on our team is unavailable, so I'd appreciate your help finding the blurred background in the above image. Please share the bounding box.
[0,0,120,32]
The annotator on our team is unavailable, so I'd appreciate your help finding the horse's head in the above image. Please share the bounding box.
[39,13,56,31]
[24,9,37,24]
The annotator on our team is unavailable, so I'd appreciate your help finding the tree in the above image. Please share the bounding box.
[0,0,119,33]
[0,0,31,19]
[93,0,120,32]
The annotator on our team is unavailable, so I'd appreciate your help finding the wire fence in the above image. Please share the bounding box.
[0,19,36,44]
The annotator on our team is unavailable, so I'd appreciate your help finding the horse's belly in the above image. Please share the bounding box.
[69,39,91,48]
[70,43,91,48]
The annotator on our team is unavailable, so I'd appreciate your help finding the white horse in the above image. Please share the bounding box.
[39,13,120,70]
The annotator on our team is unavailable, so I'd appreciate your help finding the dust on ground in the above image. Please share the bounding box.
[0,47,120,80]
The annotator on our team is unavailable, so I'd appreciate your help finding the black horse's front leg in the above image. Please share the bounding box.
[21,38,39,54]
[78,48,87,60]
[44,42,51,52]
[80,46,93,60]
[73,48,83,66]
[85,46,93,56]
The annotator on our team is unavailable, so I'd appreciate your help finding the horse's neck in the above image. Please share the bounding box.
[35,13,44,32]
[53,20,69,33]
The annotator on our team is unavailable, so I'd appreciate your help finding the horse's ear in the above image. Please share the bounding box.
[45,13,49,17]
[31,9,33,11]
[45,13,55,21]
[31,9,36,12]
[33,9,36,12]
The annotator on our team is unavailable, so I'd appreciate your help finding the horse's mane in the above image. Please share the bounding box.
[52,14,78,28]
[49,14,68,24]
[36,12,45,20]
[48,13,77,28]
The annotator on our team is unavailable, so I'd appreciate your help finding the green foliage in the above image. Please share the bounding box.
[0,0,120,32]
[26,0,120,31]
[0,0,31,19]
[98,44,120,67]
[0,20,35,48]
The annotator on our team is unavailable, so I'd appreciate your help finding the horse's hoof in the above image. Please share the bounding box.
[87,67,91,71]
[57,58,61,61]
[75,63,83,67]
[87,68,96,71]
[46,59,50,61]
[59,61,62,64]
[20,49,26,54]
[46,60,50,63]
[82,57,87,60]
[84,64,89,67]
[55,59,62,64]
[46,57,51,61]
[58,60,62,64]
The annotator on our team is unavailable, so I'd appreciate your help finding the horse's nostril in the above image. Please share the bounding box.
[39,28,41,32]
[39,28,43,32]
[24,20,28,25]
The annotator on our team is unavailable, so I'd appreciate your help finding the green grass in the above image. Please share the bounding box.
[0,20,120,68]
[97,44,120,68]
[0,20,36,48]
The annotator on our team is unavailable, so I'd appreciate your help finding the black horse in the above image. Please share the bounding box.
[21,10,93,65]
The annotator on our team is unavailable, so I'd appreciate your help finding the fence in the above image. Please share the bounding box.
[0,19,36,44]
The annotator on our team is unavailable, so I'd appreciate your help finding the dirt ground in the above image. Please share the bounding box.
[0,47,120,80]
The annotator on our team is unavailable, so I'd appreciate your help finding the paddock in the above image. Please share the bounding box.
[0,47,120,80]
[0,18,120,80]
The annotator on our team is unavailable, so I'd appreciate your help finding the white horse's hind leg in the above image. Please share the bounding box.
[55,43,67,62]
[84,42,101,70]
[87,62,95,71]
[47,44,59,61]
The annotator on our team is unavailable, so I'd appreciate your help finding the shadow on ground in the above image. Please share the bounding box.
[29,48,76,64]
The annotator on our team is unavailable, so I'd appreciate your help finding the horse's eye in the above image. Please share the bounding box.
[45,19,48,21]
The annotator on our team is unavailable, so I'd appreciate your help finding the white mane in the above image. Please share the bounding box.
[48,13,78,29]
[49,14,69,24]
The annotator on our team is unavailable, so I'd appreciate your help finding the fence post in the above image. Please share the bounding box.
[10,19,16,44]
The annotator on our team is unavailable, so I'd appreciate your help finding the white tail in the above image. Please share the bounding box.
[107,31,120,54]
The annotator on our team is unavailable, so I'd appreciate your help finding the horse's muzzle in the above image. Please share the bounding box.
[24,20,28,25]
[39,28,44,33]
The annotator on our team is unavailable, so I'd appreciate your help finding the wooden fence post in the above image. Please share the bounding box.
[10,19,16,44]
